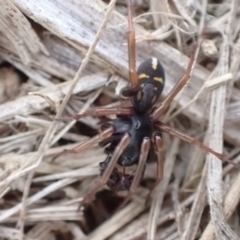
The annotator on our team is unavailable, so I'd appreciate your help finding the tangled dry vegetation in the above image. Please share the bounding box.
[0,0,240,239]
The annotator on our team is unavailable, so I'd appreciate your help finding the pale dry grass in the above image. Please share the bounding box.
[0,0,240,240]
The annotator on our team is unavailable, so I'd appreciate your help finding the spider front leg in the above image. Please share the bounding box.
[155,121,239,168]
[115,137,150,212]
[146,133,164,202]
[118,0,139,102]
[126,0,138,90]
[52,127,114,161]
[79,133,131,208]
[151,39,200,119]
[56,107,134,121]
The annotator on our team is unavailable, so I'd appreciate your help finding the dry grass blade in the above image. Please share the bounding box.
[0,0,240,239]
[25,222,60,239]
[16,171,34,240]
[32,165,99,182]
[0,72,108,121]
[0,0,48,64]
[201,0,239,239]
[0,226,21,240]
[181,165,207,240]
[201,165,240,239]
[147,138,180,240]
[4,206,82,223]
[6,0,240,145]
[87,201,145,240]
[171,165,185,237]
[3,56,54,87]
[9,1,116,238]
[50,87,103,146]
[0,178,78,222]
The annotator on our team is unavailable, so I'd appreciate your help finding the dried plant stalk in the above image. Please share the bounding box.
[0,72,108,121]
[0,0,48,64]
[0,0,240,239]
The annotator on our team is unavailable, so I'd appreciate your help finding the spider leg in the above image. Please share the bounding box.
[52,127,114,161]
[127,0,138,90]
[146,133,164,203]
[155,121,239,168]
[151,40,200,120]
[56,107,134,121]
[79,133,130,208]
[115,137,150,211]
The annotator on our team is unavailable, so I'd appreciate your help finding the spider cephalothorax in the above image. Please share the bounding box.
[126,57,165,112]
[56,0,238,211]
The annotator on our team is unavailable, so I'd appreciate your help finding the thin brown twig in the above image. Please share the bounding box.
[171,165,185,237]
[16,171,34,240]
[201,0,239,239]
[12,0,117,236]
[181,165,207,240]
[147,138,180,240]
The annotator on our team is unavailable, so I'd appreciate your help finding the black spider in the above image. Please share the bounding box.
[55,0,238,211]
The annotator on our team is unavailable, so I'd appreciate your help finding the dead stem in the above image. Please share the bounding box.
[0,0,240,239]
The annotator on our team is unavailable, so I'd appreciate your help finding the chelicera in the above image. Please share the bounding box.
[56,0,239,211]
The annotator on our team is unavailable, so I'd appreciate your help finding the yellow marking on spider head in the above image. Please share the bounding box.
[151,95,157,104]
[154,87,158,91]
[152,57,158,70]
[137,91,142,101]
[154,77,163,83]
[139,73,149,79]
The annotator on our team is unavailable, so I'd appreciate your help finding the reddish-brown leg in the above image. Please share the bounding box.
[151,40,200,120]
[155,121,239,168]
[146,133,164,202]
[79,133,131,208]
[127,0,138,90]
[52,127,114,161]
[114,137,150,212]
[56,107,134,121]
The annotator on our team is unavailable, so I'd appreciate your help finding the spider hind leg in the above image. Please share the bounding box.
[114,137,150,211]
[79,133,131,208]
[146,133,164,203]
[155,121,239,168]
[52,127,114,161]
[56,107,134,122]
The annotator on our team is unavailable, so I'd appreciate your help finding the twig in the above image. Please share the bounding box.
[171,165,185,237]
[11,0,116,235]
[16,171,34,240]
[147,138,180,240]
[87,198,146,240]
[0,0,48,64]
[201,170,240,239]
[0,178,78,222]
[202,0,239,239]
[167,72,232,121]
[181,165,207,240]
[6,0,240,145]
[0,72,108,121]
[50,87,103,146]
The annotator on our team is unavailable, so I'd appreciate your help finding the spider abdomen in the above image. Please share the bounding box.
[100,113,153,167]
[99,112,154,192]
